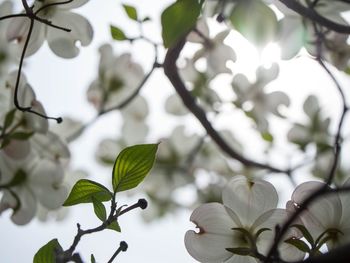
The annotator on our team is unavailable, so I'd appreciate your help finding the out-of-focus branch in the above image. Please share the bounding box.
[163,37,287,174]
[277,0,350,34]
[99,43,161,115]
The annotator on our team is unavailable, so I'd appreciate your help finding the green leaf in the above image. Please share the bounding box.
[33,239,63,263]
[3,109,16,131]
[91,254,96,263]
[226,247,251,256]
[122,4,138,21]
[112,144,158,192]
[291,224,314,246]
[110,25,128,41]
[261,132,273,143]
[230,0,277,46]
[161,0,201,48]
[63,179,113,206]
[284,238,310,253]
[92,197,107,221]
[10,131,34,140]
[107,221,121,232]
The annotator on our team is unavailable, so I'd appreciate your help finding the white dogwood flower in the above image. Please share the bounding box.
[189,19,236,77]
[0,1,17,77]
[120,95,149,145]
[273,0,350,68]
[232,63,289,133]
[87,44,144,111]
[287,95,331,151]
[6,0,93,58]
[0,153,67,225]
[185,175,304,263]
[287,178,350,249]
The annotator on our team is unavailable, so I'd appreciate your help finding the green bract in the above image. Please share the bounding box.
[63,179,113,206]
[161,0,201,48]
[112,143,158,192]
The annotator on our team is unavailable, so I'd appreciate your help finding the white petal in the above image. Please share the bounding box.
[121,95,149,120]
[287,124,310,144]
[165,94,188,116]
[55,0,89,9]
[24,100,49,133]
[86,80,103,109]
[224,255,258,263]
[266,91,290,117]
[3,139,30,160]
[190,203,237,235]
[171,126,200,156]
[47,11,93,58]
[185,231,233,263]
[3,187,37,225]
[96,138,122,164]
[222,176,278,227]
[122,119,148,145]
[51,117,84,142]
[303,95,319,119]
[7,18,45,57]
[32,131,70,161]
[30,160,66,209]
[207,44,235,76]
[291,181,342,238]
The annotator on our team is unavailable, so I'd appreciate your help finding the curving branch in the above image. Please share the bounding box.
[277,0,350,34]
[163,37,287,174]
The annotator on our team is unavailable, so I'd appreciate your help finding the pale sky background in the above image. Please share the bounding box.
[1,1,350,262]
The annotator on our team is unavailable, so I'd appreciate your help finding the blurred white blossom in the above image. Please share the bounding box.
[6,0,93,58]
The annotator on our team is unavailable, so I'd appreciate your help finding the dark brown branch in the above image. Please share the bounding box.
[59,198,147,262]
[317,60,348,185]
[163,37,286,174]
[277,0,350,34]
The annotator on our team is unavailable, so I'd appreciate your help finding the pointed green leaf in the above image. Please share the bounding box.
[33,239,63,263]
[112,144,158,192]
[291,224,314,245]
[3,109,16,131]
[226,247,251,256]
[91,254,96,263]
[230,0,277,46]
[284,238,310,253]
[63,179,113,206]
[161,0,201,48]
[92,197,107,221]
[107,221,121,232]
[122,4,138,21]
[110,25,128,41]
[261,132,273,142]
[10,131,34,140]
